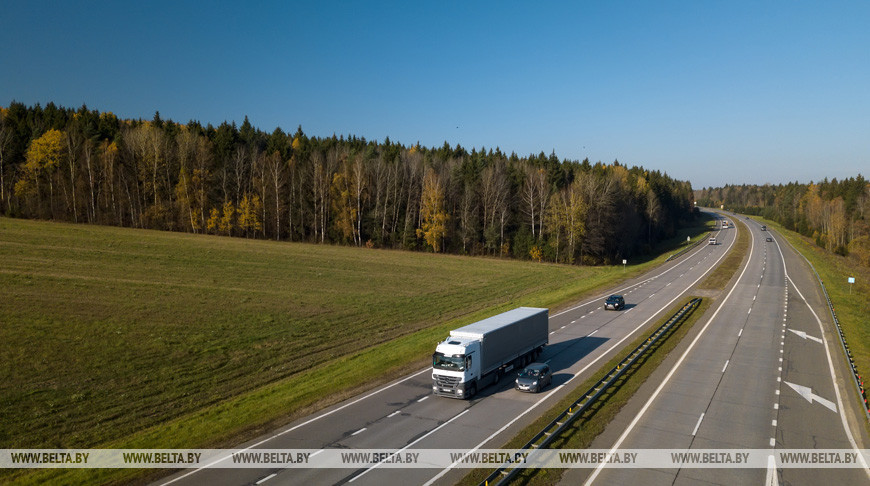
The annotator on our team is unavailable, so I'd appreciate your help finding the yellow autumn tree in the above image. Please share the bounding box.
[237,193,263,237]
[417,168,449,252]
[330,170,356,243]
[206,207,220,234]
[15,129,65,213]
[219,200,235,236]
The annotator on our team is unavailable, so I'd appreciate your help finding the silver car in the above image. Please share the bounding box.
[515,363,552,393]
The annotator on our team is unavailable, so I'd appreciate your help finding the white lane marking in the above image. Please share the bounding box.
[787,328,823,344]
[692,413,705,436]
[387,410,401,418]
[583,220,750,486]
[351,427,367,436]
[349,409,469,482]
[770,437,776,447]
[571,320,578,324]
[550,331,556,335]
[256,473,277,484]
[588,329,598,337]
[417,396,428,403]
[774,403,779,410]
[722,360,729,373]
[561,325,566,329]
[158,366,432,485]
[738,329,743,337]
[772,419,777,427]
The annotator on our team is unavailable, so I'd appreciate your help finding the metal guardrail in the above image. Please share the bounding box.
[797,256,870,423]
[478,298,702,486]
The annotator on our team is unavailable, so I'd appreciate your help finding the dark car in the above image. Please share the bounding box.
[515,363,552,393]
[604,294,625,310]
[766,237,773,242]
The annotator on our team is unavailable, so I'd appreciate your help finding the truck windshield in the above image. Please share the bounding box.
[433,353,465,371]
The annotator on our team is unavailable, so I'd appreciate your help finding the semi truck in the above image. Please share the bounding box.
[432,307,548,399]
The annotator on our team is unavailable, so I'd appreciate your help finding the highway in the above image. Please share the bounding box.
[156,212,737,486]
[571,216,870,486]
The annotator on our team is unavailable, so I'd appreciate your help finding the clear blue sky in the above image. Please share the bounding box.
[2,1,868,189]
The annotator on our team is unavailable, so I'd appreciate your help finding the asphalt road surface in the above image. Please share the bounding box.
[155,212,739,486]
[570,216,870,486]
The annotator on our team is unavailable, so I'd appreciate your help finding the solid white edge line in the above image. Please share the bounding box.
[583,218,752,486]
[775,235,870,477]
[423,213,737,486]
[157,367,432,485]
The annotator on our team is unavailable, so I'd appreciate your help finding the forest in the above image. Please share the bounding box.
[0,102,697,264]
[695,178,870,266]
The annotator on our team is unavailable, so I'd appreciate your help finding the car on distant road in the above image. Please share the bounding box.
[766,237,773,242]
[515,363,552,393]
[604,294,625,310]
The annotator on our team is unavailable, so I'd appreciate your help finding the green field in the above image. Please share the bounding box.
[0,216,711,484]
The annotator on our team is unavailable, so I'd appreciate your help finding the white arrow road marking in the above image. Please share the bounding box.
[784,381,837,413]
[787,328,823,344]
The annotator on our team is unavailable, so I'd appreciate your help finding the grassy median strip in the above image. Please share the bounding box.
[697,217,750,291]
[0,217,712,485]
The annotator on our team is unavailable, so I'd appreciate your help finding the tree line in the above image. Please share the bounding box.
[0,101,697,264]
[695,178,870,265]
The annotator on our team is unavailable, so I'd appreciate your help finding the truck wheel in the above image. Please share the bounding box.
[468,385,476,398]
